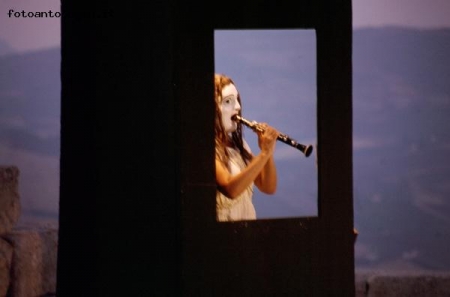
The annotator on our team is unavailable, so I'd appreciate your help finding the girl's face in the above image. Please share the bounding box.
[220,83,241,133]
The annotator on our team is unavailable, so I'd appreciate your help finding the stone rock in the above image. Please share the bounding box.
[355,271,372,297]
[4,227,58,297]
[0,166,21,235]
[0,238,13,297]
[367,272,450,297]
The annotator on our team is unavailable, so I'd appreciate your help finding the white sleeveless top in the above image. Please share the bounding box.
[216,141,256,222]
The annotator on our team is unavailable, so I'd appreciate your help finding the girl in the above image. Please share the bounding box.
[214,73,279,222]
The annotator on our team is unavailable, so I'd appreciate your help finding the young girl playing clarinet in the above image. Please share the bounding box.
[214,73,280,222]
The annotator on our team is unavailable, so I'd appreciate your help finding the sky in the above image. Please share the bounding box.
[352,0,450,29]
[0,0,60,53]
[1,0,450,53]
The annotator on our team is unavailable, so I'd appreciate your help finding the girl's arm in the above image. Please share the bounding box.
[216,125,278,198]
[216,150,272,199]
[254,154,277,194]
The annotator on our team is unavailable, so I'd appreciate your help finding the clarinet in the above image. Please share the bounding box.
[232,115,313,157]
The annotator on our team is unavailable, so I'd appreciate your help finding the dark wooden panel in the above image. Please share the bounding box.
[58,0,353,296]
[176,0,354,295]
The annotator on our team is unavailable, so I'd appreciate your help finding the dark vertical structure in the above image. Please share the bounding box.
[57,1,179,295]
[176,1,354,296]
[58,0,353,296]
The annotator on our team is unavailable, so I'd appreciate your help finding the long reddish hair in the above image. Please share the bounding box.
[214,73,252,165]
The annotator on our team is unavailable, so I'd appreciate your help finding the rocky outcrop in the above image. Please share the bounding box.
[0,238,13,296]
[356,270,450,297]
[0,166,58,297]
[4,227,58,297]
[0,166,21,235]
[0,166,20,296]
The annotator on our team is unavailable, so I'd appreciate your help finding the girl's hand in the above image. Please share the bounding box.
[256,123,279,154]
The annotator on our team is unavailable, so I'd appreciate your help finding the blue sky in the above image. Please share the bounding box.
[353,0,450,29]
[1,0,450,53]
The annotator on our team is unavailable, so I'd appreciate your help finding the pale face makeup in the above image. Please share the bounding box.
[220,83,241,133]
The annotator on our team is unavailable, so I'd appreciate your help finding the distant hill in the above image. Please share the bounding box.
[0,39,16,56]
[0,47,61,156]
[350,27,450,271]
[0,47,61,225]
[254,27,450,271]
